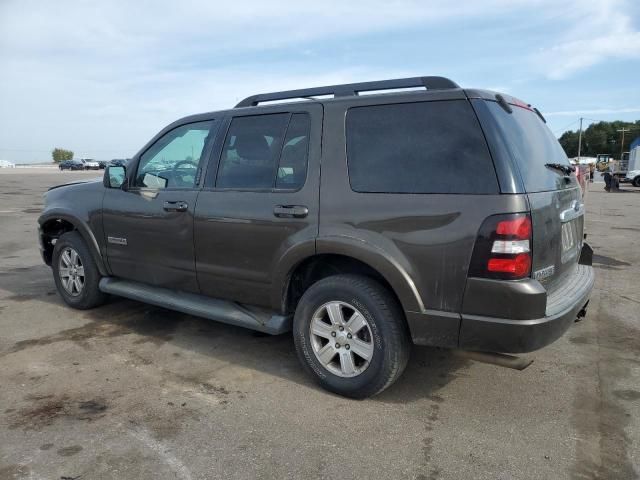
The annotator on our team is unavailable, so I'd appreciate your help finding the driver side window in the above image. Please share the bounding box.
[136,121,214,189]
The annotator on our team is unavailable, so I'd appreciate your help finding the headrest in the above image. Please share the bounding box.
[235,134,271,162]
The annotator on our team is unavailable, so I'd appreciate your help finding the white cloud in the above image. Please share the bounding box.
[0,0,530,161]
[531,0,640,80]
[0,0,638,162]
[1,0,527,58]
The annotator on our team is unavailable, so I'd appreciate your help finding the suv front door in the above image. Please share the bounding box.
[103,120,218,291]
[194,105,321,309]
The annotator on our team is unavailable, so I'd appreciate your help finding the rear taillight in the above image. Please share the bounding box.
[469,213,532,280]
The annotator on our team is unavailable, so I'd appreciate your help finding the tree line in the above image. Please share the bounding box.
[558,120,640,159]
[51,148,74,162]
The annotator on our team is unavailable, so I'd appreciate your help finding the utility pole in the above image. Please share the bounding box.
[577,117,583,162]
[617,127,631,160]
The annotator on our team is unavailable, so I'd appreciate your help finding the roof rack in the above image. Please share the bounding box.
[234,76,459,108]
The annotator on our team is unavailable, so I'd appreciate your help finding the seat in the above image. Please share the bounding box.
[218,134,275,188]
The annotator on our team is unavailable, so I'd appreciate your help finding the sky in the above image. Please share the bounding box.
[1,0,639,163]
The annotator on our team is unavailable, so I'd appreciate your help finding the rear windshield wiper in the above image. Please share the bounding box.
[545,163,575,176]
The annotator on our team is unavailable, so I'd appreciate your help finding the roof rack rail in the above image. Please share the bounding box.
[234,76,459,108]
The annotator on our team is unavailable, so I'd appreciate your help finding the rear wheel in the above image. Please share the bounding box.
[293,274,410,398]
[52,231,107,309]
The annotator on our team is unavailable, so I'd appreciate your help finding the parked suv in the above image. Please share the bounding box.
[38,76,594,398]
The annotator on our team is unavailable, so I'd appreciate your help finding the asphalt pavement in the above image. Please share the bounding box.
[0,169,638,480]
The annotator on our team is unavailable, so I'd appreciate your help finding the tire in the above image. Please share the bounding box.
[293,274,410,398]
[633,176,640,188]
[52,231,107,309]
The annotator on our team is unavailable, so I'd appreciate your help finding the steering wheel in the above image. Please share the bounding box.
[171,160,198,187]
[173,160,198,171]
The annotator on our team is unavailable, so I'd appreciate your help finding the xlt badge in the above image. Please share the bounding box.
[107,236,127,246]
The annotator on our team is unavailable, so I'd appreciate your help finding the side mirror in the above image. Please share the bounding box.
[104,165,127,189]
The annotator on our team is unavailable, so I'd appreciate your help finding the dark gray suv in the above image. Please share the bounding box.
[38,76,594,398]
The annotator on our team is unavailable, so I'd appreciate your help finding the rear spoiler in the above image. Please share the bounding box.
[466,89,546,122]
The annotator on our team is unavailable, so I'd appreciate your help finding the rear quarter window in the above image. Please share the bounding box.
[346,100,499,194]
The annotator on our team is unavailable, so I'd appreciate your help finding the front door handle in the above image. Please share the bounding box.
[273,205,309,218]
[163,200,188,212]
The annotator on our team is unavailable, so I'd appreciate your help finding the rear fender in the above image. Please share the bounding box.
[314,236,425,313]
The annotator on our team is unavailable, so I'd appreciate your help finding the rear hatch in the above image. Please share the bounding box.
[479,98,584,295]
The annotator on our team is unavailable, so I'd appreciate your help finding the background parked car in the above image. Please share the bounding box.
[79,158,101,170]
[0,160,16,168]
[58,160,84,170]
[97,160,109,169]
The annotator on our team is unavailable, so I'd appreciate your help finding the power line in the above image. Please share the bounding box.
[552,119,580,134]
[616,127,639,158]
[582,117,608,124]
[554,117,640,137]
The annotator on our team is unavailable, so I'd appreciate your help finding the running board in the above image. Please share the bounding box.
[98,277,292,335]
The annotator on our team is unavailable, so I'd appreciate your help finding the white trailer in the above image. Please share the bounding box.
[626,138,640,186]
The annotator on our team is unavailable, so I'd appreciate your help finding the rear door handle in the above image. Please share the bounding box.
[163,201,188,212]
[273,205,309,218]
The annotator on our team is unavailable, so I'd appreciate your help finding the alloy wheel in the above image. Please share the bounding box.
[309,301,374,378]
[58,247,85,296]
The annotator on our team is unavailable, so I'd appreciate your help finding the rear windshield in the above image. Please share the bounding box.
[485,101,573,193]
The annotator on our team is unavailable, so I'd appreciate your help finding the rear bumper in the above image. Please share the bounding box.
[458,263,594,353]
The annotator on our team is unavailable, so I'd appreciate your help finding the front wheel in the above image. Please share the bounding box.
[633,176,640,188]
[293,274,410,398]
[52,231,107,309]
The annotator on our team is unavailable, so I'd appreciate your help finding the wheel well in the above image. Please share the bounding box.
[40,218,76,265]
[284,254,403,314]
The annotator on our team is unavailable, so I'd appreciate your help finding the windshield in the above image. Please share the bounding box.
[485,101,575,193]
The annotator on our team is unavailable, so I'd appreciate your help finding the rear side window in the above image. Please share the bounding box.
[484,101,573,193]
[276,113,310,189]
[217,113,289,189]
[346,100,498,194]
[216,113,310,190]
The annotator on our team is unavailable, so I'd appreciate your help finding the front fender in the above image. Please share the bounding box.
[38,208,109,276]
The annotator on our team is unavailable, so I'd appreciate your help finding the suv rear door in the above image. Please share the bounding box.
[194,104,322,309]
[473,98,584,294]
